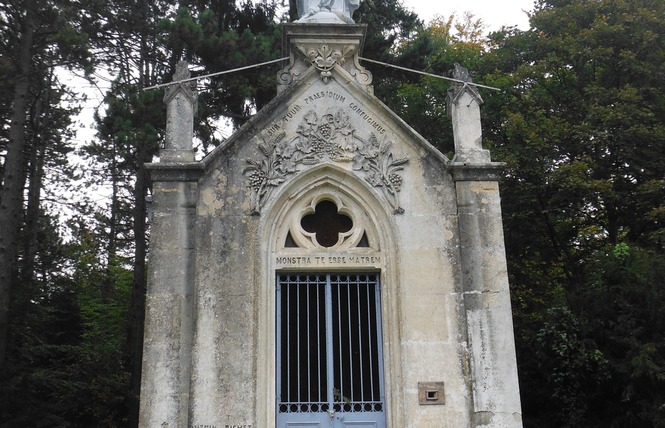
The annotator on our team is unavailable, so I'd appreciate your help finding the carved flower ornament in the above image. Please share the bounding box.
[304,44,345,82]
[244,108,408,215]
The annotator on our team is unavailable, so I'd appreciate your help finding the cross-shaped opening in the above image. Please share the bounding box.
[301,200,352,247]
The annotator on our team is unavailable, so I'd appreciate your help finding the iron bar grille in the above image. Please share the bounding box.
[277,273,385,415]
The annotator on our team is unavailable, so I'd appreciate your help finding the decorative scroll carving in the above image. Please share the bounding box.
[277,53,298,86]
[279,26,372,90]
[244,108,408,215]
[348,55,373,86]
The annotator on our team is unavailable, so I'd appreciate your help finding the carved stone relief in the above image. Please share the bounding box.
[278,39,373,90]
[302,43,348,82]
[244,107,408,215]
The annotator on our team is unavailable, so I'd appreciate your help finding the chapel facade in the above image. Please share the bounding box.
[140,11,523,428]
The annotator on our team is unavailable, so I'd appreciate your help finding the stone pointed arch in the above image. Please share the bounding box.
[263,164,394,251]
[254,164,405,427]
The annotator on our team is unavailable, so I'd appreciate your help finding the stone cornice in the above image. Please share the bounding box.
[146,162,204,182]
[448,162,506,182]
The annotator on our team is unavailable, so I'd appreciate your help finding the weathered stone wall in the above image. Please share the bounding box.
[393,151,473,427]
[140,177,198,427]
[188,139,260,427]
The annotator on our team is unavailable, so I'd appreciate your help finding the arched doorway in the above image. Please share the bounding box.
[258,166,402,427]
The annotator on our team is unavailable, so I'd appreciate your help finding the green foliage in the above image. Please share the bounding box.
[486,0,665,248]
[580,246,665,427]
[0,217,132,427]
[476,0,665,425]
[66,236,133,427]
[532,306,609,427]
[372,13,488,155]
[355,0,422,58]
[159,1,282,140]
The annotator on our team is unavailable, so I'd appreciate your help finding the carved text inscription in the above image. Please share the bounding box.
[276,255,381,267]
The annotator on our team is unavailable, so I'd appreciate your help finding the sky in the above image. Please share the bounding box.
[400,0,535,31]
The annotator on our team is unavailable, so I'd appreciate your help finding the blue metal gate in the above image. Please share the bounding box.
[276,273,386,428]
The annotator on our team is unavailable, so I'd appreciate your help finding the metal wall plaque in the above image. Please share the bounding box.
[418,382,445,405]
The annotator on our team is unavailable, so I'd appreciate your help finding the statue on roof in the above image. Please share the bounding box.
[296,0,361,24]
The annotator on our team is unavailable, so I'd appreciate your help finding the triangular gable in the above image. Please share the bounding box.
[201,64,449,171]
[198,28,450,215]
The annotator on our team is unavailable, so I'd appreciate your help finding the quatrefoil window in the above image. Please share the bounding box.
[301,200,353,248]
[284,193,374,250]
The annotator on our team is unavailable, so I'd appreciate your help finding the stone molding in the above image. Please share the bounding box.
[448,162,506,182]
[146,162,204,182]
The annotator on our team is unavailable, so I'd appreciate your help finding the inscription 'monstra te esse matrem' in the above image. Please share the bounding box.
[276,255,381,265]
[191,424,251,428]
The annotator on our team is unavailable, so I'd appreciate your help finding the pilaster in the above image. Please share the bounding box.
[139,61,201,428]
[448,65,523,428]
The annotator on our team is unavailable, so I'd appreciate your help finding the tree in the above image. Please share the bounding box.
[159,0,283,149]
[0,0,40,367]
[0,0,94,367]
[480,0,665,425]
[0,214,133,427]
[371,12,488,154]
[86,2,172,424]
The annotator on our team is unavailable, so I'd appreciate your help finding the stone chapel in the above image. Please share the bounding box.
[139,7,523,428]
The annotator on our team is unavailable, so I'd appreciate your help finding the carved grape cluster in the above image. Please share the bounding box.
[311,137,337,159]
[248,170,265,191]
[388,173,403,191]
[319,123,333,139]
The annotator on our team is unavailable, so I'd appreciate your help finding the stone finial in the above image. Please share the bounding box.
[162,60,197,162]
[447,63,490,164]
[447,63,483,108]
[174,60,190,80]
[164,61,197,106]
[295,0,361,24]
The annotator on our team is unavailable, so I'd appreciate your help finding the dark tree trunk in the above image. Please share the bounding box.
[126,26,151,427]
[101,137,119,301]
[23,83,51,285]
[0,1,35,367]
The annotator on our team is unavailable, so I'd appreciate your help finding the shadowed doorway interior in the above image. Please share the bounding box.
[276,272,386,427]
